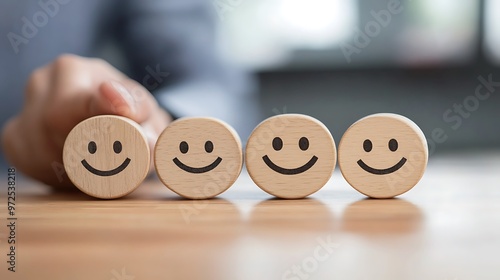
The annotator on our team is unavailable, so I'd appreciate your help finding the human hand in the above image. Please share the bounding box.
[1,54,172,189]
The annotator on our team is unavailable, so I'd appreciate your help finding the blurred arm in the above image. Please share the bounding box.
[119,0,259,137]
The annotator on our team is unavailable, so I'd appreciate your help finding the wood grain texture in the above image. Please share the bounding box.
[154,117,243,199]
[338,113,428,198]
[63,115,149,199]
[1,152,500,280]
[245,114,336,199]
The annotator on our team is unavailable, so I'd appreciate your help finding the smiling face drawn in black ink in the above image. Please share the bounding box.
[173,140,222,173]
[63,115,150,199]
[337,113,429,198]
[245,114,336,199]
[81,140,131,176]
[262,136,318,175]
[154,117,243,199]
[357,138,407,175]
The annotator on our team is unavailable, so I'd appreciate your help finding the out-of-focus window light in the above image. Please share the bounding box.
[395,0,478,65]
[218,0,478,70]
[485,0,500,64]
[275,0,356,49]
[219,0,358,70]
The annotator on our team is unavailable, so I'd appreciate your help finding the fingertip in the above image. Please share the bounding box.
[97,81,138,119]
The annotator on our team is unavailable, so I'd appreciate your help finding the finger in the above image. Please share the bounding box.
[44,55,127,135]
[45,79,159,146]
[98,80,157,124]
[44,88,123,148]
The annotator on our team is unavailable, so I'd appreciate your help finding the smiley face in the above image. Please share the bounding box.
[356,138,407,175]
[245,114,336,199]
[63,115,150,199]
[81,140,131,176]
[172,140,222,173]
[262,136,318,175]
[154,117,243,199]
[338,113,428,198]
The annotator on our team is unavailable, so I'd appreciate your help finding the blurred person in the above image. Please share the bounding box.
[0,0,257,189]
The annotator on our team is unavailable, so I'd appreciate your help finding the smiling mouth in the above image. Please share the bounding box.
[262,155,318,175]
[173,157,222,173]
[357,157,407,175]
[81,158,131,176]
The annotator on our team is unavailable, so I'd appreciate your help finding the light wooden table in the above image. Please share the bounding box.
[1,151,500,280]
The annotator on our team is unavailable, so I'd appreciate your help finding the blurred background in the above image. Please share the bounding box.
[1,0,499,169]
[218,0,499,153]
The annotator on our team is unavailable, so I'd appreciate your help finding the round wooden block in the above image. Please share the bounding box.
[245,114,336,199]
[63,115,150,199]
[154,117,243,199]
[338,113,428,198]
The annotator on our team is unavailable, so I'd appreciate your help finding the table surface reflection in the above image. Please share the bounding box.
[1,151,499,280]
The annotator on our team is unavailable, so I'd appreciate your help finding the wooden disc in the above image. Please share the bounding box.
[338,113,428,198]
[154,117,243,199]
[245,114,336,199]
[63,115,150,199]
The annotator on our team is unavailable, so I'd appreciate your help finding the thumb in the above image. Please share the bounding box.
[94,80,153,124]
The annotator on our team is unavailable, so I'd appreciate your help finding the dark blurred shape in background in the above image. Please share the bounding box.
[217,0,499,154]
[1,0,499,168]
